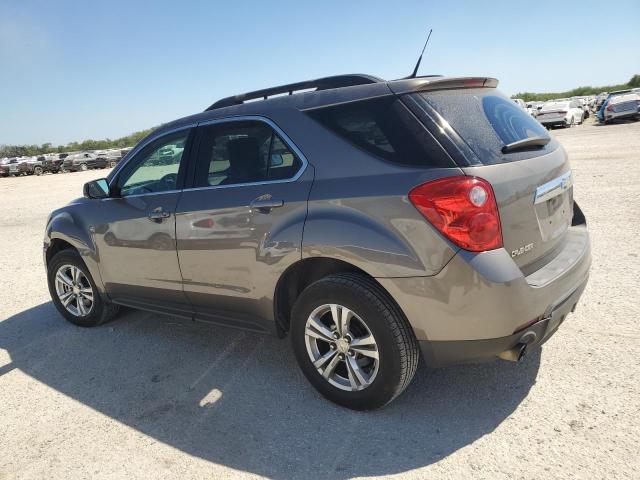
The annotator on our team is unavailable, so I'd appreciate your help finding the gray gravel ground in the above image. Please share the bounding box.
[1,119,639,480]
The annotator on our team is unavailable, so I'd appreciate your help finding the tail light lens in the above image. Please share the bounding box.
[409,176,503,252]
[606,104,613,112]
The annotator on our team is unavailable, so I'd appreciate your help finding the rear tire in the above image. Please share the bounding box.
[290,273,419,410]
[47,249,119,327]
[80,163,88,171]
[34,166,44,176]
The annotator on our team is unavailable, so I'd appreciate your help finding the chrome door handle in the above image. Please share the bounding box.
[148,207,171,221]
[250,197,284,213]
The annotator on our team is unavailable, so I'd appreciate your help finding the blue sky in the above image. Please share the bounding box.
[1,0,638,145]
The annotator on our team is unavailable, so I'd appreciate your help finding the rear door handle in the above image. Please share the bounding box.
[148,207,171,221]
[250,196,284,213]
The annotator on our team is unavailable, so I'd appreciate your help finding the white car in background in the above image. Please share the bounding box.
[536,99,585,128]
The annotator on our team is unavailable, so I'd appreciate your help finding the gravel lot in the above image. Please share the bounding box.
[1,120,639,480]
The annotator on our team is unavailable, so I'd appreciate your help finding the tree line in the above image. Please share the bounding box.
[0,126,157,158]
[512,75,640,102]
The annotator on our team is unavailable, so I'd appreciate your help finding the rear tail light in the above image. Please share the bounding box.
[606,104,613,112]
[409,176,503,252]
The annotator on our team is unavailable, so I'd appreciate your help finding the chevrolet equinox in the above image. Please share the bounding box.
[44,74,591,410]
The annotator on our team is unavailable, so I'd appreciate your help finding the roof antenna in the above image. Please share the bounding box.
[406,29,433,79]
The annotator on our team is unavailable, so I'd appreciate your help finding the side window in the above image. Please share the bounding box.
[194,121,302,187]
[267,134,302,180]
[119,131,189,197]
[306,96,453,167]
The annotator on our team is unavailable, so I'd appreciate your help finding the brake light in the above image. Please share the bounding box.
[606,104,613,112]
[409,176,503,252]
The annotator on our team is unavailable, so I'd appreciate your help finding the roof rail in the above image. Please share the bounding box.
[205,74,383,111]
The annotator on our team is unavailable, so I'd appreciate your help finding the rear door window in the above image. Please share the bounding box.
[193,120,303,187]
[414,88,557,165]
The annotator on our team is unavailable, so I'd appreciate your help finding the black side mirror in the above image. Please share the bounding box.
[83,178,110,199]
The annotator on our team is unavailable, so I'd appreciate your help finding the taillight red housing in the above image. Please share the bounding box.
[409,176,503,252]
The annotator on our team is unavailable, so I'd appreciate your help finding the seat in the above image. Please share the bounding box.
[224,137,265,184]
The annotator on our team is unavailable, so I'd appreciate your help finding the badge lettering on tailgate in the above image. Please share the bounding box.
[511,243,534,258]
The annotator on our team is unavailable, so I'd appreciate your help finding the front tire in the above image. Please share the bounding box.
[47,249,119,327]
[79,163,88,171]
[291,273,419,410]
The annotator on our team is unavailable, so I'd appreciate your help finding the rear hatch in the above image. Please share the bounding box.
[406,86,573,272]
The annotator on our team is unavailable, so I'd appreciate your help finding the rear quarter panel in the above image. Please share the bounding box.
[266,108,462,278]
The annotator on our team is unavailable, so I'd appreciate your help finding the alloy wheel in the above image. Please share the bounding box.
[304,303,379,391]
[54,264,94,317]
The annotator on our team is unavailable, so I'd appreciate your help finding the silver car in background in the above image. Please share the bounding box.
[602,93,640,123]
[537,99,585,128]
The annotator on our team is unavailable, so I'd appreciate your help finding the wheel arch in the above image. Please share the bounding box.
[45,213,105,292]
[273,256,402,337]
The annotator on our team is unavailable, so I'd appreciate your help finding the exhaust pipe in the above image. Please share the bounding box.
[498,343,527,362]
[498,330,536,362]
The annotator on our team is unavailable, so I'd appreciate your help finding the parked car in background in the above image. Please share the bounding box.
[44,73,590,409]
[120,147,133,157]
[537,99,585,128]
[21,156,46,175]
[62,152,110,172]
[525,102,537,117]
[512,98,526,110]
[95,149,124,168]
[602,92,640,123]
[14,156,35,175]
[40,153,66,174]
[0,157,15,176]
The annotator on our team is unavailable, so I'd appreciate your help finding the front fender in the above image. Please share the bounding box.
[44,210,105,292]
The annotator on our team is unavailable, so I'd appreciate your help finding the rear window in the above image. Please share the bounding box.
[306,96,454,168]
[541,101,569,111]
[415,88,556,165]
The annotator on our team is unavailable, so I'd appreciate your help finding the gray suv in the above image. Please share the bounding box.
[44,74,591,410]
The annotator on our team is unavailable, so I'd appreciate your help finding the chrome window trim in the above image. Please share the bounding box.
[105,115,309,198]
[100,189,182,201]
[534,170,573,205]
[188,115,309,191]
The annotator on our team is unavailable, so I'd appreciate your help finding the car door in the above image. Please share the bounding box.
[92,128,194,316]
[175,118,313,333]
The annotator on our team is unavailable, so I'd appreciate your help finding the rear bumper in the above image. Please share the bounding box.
[605,110,640,120]
[539,118,569,126]
[418,274,587,366]
[378,225,591,366]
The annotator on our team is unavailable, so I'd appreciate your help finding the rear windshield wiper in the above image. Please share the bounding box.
[501,136,550,154]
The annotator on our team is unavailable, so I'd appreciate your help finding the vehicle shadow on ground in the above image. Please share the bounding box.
[1,302,541,479]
